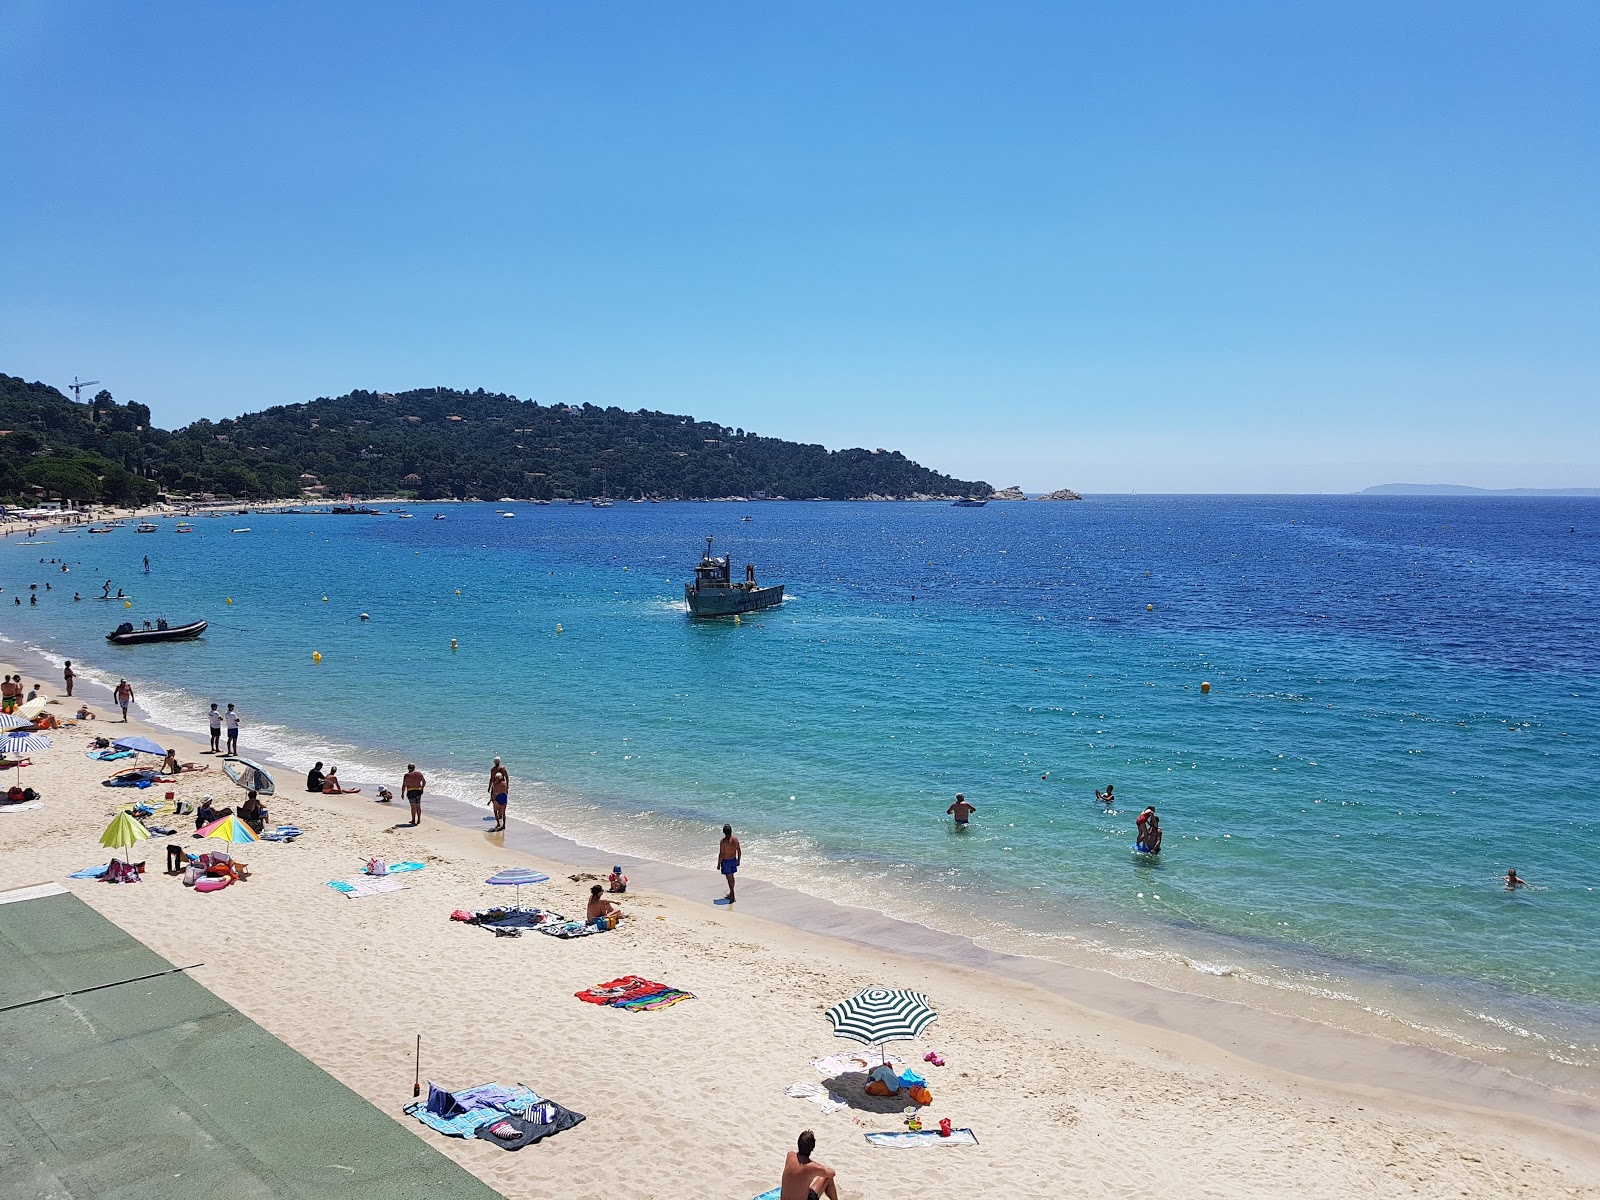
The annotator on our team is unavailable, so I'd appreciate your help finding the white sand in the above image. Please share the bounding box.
[3,662,1598,1200]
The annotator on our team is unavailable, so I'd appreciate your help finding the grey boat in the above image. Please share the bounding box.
[684,536,783,618]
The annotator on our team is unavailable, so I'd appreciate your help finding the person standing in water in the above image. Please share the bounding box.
[487,757,509,831]
[143,555,150,573]
[1096,784,1115,805]
[1505,868,1530,890]
[717,824,741,902]
[947,793,977,828]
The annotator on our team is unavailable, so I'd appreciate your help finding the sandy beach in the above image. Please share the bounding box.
[3,656,1598,1200]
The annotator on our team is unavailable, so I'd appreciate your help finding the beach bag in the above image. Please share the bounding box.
[366,858,388,876]
[909,1084,933,1106]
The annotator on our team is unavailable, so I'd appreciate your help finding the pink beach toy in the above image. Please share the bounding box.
[923,1052,945,1066]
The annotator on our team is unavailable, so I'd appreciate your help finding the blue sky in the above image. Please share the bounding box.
[3,1,1595,492]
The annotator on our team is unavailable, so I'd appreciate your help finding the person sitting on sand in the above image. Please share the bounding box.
[76,705,96,720]
[161,749,181,775]
[306,761,325,792]
[321,767,360,794]
[781,1130,838,1200]
[238,790,269,834]
[608,865,628,893]
[375,785,394,804]
[193,795,232,831]
[1506,868,1529,890]
[586,883,623,929]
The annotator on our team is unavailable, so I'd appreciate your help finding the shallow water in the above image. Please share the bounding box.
[5,496,1598,1073]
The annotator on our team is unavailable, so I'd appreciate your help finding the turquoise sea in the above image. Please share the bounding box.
[4,497,1597,1079]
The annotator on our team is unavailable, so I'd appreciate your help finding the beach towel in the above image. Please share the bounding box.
[363,860,424,875]
[405,1082,542,1140]
[69,864,110,879]
[262,825,302,842]
[576,975,695,1011]
[87,749,135,761]
[785,1081,848,1115]
[864,1128,979,1148]
[813,1052,901,1076]
[753,1190,782,1200]
[0,801,42,813]
[473,1099,586,1151]
[327,876,407,898]
[464,907,604,938]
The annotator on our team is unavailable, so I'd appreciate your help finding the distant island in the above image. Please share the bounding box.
[0,374,992,504]
[1360,483,1600,497]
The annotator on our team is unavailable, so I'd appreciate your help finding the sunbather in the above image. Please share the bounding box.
[321,767,361,794]
[781,1130,838,1200]
[586,884,623,929]
[162,749,180,774]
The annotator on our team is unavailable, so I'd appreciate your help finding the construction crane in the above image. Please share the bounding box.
[68,376,100,403]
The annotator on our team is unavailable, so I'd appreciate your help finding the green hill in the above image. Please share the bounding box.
[0,375,990,503]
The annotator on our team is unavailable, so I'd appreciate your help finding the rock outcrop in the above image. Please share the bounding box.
[990,485,1027,501]
[1038,488,1082,501]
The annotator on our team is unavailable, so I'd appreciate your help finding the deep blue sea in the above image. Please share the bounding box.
[4,497,1598,1074]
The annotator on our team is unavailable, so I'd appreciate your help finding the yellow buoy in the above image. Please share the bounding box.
[1200,681,1212,694]
[733,614,741,624]
[455,589,461,595]
[312,651,322,663]
[225,597,233,605]
[124,600,131,608]
[1146,603,1153,612]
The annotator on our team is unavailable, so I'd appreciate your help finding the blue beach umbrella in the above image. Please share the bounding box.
[113,735,167,757]
[485,867,549,910]
[3,731,51,783]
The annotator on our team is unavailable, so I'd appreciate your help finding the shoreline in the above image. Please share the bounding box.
[6,642,1600,1145]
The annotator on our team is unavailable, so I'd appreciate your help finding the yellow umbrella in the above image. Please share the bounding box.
[99,812,151,865]
[15,697,48,721]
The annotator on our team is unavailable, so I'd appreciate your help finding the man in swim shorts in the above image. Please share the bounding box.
[402,763,426,826]
[487,757,509,832]
[780,1130,838,1200]
[717,823,741,902]
[947,793,976,827]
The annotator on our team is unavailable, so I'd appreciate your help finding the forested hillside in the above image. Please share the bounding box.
[0,375,990,502]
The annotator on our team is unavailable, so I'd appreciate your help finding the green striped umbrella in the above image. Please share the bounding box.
[824,988,938,1063]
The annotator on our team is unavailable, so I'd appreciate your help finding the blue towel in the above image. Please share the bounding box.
[753,1190,782,1200]
[362,860,424,874]
[405,1084,541,1139]
[69,865,110,879]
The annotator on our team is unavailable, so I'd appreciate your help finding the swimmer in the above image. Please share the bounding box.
[947,793,977,828]
[1096,784,1115,805]
[1505,868,1529,890]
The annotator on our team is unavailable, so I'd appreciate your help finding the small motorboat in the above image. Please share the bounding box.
[106,619,208,645]
[135,522,159,532]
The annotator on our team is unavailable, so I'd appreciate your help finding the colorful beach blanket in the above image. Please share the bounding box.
[361,860,424,875]
[863,1128,979,1148]
[576,975,695,1011]
[261,825,302,842]
[327,876,407,898]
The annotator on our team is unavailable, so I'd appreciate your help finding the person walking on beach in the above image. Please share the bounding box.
[487,757,509,831]
[780,1130,839,1200]
[224,703,240,755]
[63,661,74,697]
[402,763,426,826]
[114,679,134,722]
[207,703,222,753]
[717,823,741,902]
[947,793,976,828]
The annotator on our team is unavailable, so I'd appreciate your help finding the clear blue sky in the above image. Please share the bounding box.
[3,1,1595,492]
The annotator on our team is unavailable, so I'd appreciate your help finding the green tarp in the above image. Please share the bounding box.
[0,886,501,1199]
